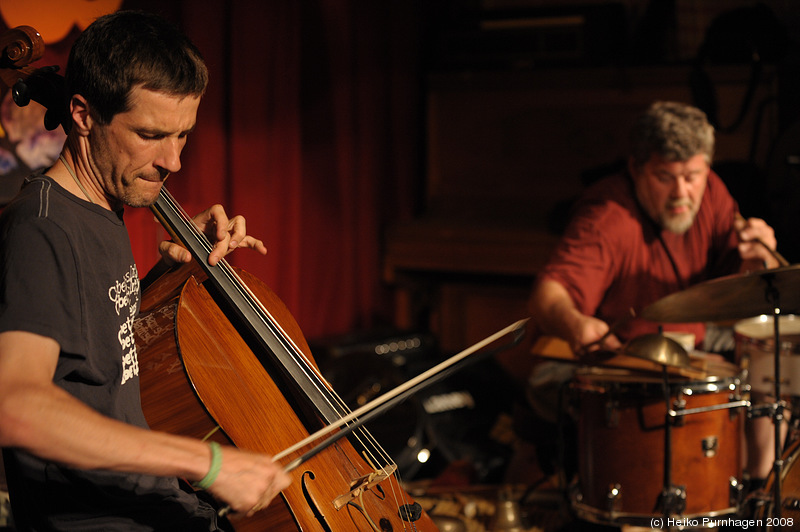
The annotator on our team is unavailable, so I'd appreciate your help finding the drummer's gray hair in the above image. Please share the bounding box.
[629,101,715,168]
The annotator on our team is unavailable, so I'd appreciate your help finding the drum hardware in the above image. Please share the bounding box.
[739,306,788,529]
[729,387,746,420]
[702,436,718,457]
[730,477,745,507]
[607,484,621,514]
[643,266,800,531]
[749,401,788,419]
[767,306,786,529]
[669,398,750,419]
[755,436,800,523]
[659,366,681,521]
[785,497,800,510]
[655,484,687,517]
[671,394,688,427]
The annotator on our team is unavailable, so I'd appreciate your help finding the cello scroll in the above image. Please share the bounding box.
[0,25,69,132]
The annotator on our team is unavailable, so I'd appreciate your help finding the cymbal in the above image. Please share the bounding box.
[624,333,691,369]
[641,264,800,323]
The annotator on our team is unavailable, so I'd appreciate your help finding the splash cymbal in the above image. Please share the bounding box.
[641,265,800,323]
[623,333,691,368]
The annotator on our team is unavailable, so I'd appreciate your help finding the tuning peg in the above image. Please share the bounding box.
[11,79,30,106]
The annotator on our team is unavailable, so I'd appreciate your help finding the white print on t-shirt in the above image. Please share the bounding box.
[108,264,141,385]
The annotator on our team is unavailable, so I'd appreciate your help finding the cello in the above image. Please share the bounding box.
[0,23,439,531]
[137,188,525,530]
[136,187,440,531]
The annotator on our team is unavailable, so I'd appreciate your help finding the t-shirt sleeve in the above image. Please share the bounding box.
[0,217,86,357]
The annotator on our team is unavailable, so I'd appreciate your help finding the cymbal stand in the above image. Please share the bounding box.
[767,279,784,530]
[657,365,686,521]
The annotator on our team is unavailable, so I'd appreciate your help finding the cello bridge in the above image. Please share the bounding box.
[332,465,397,509]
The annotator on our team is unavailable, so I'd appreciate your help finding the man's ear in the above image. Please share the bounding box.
[69,94,93,136]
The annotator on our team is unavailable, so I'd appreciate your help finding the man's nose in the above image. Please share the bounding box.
[672,176,690,197]
[155,138,184,174]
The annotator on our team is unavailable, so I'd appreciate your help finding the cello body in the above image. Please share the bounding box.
[135,261,438,531]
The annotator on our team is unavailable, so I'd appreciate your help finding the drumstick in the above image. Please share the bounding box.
[735,213,789,267]
[578,307,635,354]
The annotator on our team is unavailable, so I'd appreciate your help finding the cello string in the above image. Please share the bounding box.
[160,191,432,529]
[164,197,393,464]
[160,190,401,477]
[218,261,401,474]
[161,195,415,529]
[164,199,415,526]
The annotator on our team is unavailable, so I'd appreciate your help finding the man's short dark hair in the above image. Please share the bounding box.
[66,10,208,124]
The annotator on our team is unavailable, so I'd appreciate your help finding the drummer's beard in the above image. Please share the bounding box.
[660,198,697,234]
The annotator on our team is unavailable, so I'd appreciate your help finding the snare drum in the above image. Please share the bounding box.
[570,367,745,527]
[735,315,800,397]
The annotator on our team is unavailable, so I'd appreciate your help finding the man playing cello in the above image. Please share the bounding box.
[0,11,291,530]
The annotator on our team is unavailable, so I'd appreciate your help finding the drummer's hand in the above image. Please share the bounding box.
[159,204,268,267]
[735,215,780,269]
[573,315,622,356]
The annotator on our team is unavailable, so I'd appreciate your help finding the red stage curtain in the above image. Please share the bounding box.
[126,0,423,339]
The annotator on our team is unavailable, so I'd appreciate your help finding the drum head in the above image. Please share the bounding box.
[734,314,800,340]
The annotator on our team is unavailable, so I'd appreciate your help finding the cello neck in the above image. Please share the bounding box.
[149,187,343,424]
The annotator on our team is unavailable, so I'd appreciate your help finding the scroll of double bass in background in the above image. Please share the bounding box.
[0,24,438,531]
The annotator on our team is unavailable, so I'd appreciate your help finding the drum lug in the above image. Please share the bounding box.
[672,397,687,427]
[729,477,744,507]
[658,485,686,515]
[784,496,800,511]
[702,436,718,457]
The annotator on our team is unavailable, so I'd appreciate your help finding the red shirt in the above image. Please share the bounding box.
[539,170,741,345]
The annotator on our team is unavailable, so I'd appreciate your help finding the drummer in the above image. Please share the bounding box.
[527,101,782,487]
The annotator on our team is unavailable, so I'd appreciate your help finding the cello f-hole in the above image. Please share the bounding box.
[300,470,332,532]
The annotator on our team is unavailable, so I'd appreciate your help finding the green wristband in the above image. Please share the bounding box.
[193,441,222,490]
